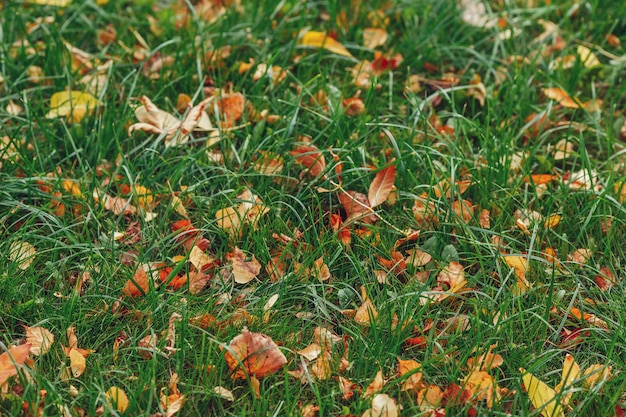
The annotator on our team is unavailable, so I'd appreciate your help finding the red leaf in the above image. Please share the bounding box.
[368,164,396,208]
[338,190,376,224]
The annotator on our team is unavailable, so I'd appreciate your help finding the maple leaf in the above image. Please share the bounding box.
[224,327,287,380]
[0,344,31,387]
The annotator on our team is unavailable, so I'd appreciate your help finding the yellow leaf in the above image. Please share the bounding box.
[298,31,354,58]
[520,368,565,417]
[105,386,129,412]
[577,45,600,68]
[555,354,580,407]
[69,349,86,378]
[46,91,99,123]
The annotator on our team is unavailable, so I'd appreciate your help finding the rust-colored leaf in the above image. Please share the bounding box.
[338,190,376,224]
[224,327,287,380]
[290,145,327,178]
[369,164,396,208]
[122,267,150,297]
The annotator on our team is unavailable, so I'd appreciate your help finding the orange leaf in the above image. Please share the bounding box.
[0,344,31,387]
[122,267,150,297]
[363,369,385,398]
[368,164,397,208]
[224,327,287,380]
[297,31,354,58]
[290,145,327,178]
[215,92,244,128]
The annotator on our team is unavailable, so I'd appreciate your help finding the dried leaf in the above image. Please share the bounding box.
[122,267,150,297]
[25,326,54,356]
[363,370,385,398]
[520,368,565,417]
[69,348,86,377]
[398,358,423,392]
[339,190,377,224]
[224,327,287,380]
[213,386,234,401]
[354,286,378,326]
[105,386,129,413]
[290,145,327,178]
[9,241,36,270]
[298,31,354,58]
[363,28,388,49]
[362,393,399,417]
[369,164,396,208]
[502,255,530,294]
[227,247,261,284]
[0,344,31,387]
[46,91,99,123]
[554,354,580,407]
[311,350,332,380]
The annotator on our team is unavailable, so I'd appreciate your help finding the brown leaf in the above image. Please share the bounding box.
[224,327,287,380]
[363,28,388,49]
[368,164,397,208]
[339,190,377,224]
[354,286,378,326]
[0,344,31,386]
[227,247,262,284]
[311,350,332,380]
[215,92,244,128]
[398,358,423,392]
[339,376,358,400]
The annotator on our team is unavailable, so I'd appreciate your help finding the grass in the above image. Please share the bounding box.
[1,0,625,416]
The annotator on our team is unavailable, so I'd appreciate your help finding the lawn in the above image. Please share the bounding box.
[1,0,625,416]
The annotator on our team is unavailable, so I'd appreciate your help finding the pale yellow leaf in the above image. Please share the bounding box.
[577,45,600,68]
[9,241,36,270]
[25,326,54,356]
[46,91,99,123]
[32,0,71,6]
[520,368,565,417]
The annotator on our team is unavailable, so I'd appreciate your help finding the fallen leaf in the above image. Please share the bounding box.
[301,403,319,417]
[9,241,36,270]
[363,28,388,49]
[520,368,565,417]
[339,376,358,400]
[290,145,327,178]
[362,393,399,417]
[398,358,423,392]
[227,247,262,284]
[32,0,72,8]
[213,386,234,401]
[502,255,530,294]
[25,326,54,356]
[339,190,377,224]
[69,349,86,377]
[298,31,354,58]
[363,369,385,398]
[105,386,129,413]
[224,327,287,380]
[583,364,611,389]
[122,267,150,297]
[554,354,580,407]
[46,91,99,123]
[369,164,396,208]
[0,344,31,387]
[577,45,601,68]
[354,286,379,326]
